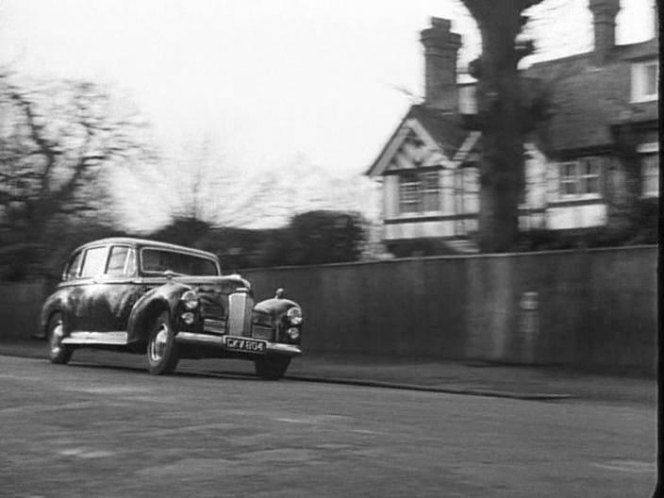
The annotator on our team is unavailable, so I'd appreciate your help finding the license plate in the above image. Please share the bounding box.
[224,336,267,354]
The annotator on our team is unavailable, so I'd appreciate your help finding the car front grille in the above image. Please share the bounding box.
[228,292,254,337]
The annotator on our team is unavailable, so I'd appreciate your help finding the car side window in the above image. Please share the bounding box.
[106,246,130,277]
[80,247,108,279]
[65,251,84,280]
[125,249,137,276]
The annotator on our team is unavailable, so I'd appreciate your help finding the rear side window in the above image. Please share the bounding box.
[106,246,132,277]
[64,251,83,280]
[80,247,108,279]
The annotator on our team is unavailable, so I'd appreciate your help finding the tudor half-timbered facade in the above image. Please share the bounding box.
[367,1,658,255]
[367,108,481,246]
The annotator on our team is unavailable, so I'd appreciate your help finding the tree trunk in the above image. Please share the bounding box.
[463,0,542,253]
[609,122,641,233]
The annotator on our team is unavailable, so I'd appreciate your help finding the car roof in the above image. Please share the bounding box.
[72,237,218,260]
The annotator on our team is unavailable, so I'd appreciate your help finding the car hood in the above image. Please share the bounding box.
[171,274,251,294]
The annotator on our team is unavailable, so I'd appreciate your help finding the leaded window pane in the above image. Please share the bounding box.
[421,171,440,212]
[398,170,440,214]
[399,172,420,213]
[559,159,601,198]
[641,153,659,196]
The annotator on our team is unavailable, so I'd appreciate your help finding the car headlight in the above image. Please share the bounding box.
[181,312,195,325]
[286,307,303,325]
[181,290,199,310]
[286,327,300,340]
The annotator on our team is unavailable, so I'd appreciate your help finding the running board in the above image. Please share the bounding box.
[62,331,129,346]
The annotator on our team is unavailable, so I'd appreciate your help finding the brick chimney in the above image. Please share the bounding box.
[589,0,620,65]
[654,2,659,39]
[420,17,462,112]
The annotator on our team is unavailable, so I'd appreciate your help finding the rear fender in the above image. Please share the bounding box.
[39,289,69,338]
[127,282,191,346]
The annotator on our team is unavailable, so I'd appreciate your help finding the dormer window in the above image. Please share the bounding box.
[631,60,659,103]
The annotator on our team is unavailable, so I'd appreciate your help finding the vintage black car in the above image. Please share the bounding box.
[40,238,303,379]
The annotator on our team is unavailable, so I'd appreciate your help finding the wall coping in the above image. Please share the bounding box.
[238,244,658,273]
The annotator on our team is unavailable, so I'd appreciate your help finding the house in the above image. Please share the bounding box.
[366,0,659,255]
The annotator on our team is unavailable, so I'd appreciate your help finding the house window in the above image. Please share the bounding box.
[559,159,601,199]
[398,172,420,213]
[631,61,659,102]
[398,170,440,214]
[641,153,659,197]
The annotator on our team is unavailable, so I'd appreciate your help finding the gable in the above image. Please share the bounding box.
[367,118,453,177]
[367,107,474,177]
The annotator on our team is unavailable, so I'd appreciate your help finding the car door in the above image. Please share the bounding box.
[59,249,86,332]
[74,245,110,332]
[83,244,143,335]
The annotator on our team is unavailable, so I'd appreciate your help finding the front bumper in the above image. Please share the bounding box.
[175,331,302,357]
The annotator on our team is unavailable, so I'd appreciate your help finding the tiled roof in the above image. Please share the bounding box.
[408,105,469,153]
[524,39,659,153]
[367,38,659,177]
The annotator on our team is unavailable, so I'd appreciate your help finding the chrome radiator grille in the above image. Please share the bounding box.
[227,292,254,337]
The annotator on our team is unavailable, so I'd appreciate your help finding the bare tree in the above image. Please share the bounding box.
[167,136,224,223]
[0,76,150,244]
[123,134,259,230]
[460,0,545,252]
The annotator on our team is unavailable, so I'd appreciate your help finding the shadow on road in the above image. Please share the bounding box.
[66,361,265,382]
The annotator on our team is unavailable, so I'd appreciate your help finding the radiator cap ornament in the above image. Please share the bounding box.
[275,288,285,299]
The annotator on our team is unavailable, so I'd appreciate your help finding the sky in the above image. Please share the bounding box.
[1,0,655,180]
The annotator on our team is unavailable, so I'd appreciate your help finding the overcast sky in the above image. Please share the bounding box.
[0,0,656,179]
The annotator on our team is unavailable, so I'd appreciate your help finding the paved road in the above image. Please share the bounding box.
[0,356,656,498]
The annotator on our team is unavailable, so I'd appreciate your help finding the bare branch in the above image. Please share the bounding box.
[7,89,59,185]
[0,76,153,240]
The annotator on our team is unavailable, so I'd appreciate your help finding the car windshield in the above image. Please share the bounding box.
[141,248,219,276]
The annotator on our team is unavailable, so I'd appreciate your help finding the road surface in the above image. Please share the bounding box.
[0,355,656,497]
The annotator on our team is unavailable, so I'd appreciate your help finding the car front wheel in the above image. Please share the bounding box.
[147,311,179,375]
[47,313,73,364]
[254,356,291,380]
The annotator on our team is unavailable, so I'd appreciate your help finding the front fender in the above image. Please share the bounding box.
[253,297,300,325]
[126,282,192,345]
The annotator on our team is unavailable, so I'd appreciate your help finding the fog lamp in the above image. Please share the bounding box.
[181,312,195,325]
[181,290,199,310]
[286,327,300,340]
[286,307,303,325]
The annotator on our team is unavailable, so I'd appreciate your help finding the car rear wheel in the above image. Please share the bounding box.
[254,356,291,380]
[147,311,179,375]
[47,313,73,364]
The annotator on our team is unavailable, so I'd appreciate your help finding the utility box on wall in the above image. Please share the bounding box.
[518,291,540,364]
